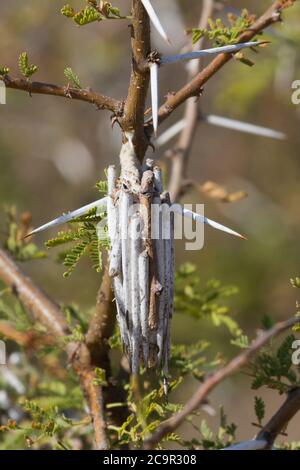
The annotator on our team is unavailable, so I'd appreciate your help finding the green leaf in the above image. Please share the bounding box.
[45,230,82,248]
[64,67,82,89]
[18,52,38,78]
[73,6,102,26]
[93,368,108,387]
[95,180,108,195]
[100,2,122,19]
[63,240,90,277]
[0,66,9,76]
[200,420,213,440]
[64,324,85,343]
[261,314,275,331]
[254,396,265,425]
[61,4,75,18]
[291,277,300,288]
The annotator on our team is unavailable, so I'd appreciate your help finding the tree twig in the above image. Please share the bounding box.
[2,75,123,114]
[256,387,300,448]
[156,0,293,126]
[86,264,115,372]
[0,248,109,450]
[223,387,300,450]
[144,315,300,449]
[0,249,68,337]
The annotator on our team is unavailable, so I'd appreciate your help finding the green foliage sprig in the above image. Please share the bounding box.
[18,52,38,78]
[191,10,256,46]
[46,214,109,277]
[0,66,9,76]
[64,67,82,89]
[45,178,109,277]
[191,10,259,67]
[254,396,265,425]
[2,207,47,262]
[174,263,241,336]
[61,1,126,27]
[249,334,300,393]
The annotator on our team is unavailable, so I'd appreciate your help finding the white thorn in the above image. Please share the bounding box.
[27,197,108,237]
[206,115,286,140]
[156,114,285,146]
[174,205,246,240]
[156,119,186,147]
[141,0,170,44]
[150,63,159,135]
[160,41,264,65]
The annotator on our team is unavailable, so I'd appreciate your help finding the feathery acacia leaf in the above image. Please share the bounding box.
[191,10,256,47]
[74,6,102,25]
[254,396,265,425]
[18,52,38,78]
[64,67,82,89]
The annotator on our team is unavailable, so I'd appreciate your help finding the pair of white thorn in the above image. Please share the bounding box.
[27,196,246,241]
[156,115,286,147]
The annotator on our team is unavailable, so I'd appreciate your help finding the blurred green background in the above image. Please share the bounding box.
[0,0,299,443]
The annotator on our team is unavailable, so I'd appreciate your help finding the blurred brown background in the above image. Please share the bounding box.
[0,0,299,443]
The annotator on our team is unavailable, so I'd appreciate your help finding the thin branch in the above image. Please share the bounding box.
[223,387,300,450]
[0,248,109,450]
[0,321,53,349]
[86,265,115,371]
[157,0,293,126]
[144,315,300,449]
[121,0,151,161]
[0,248,68,337]
[2,75,122,114]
